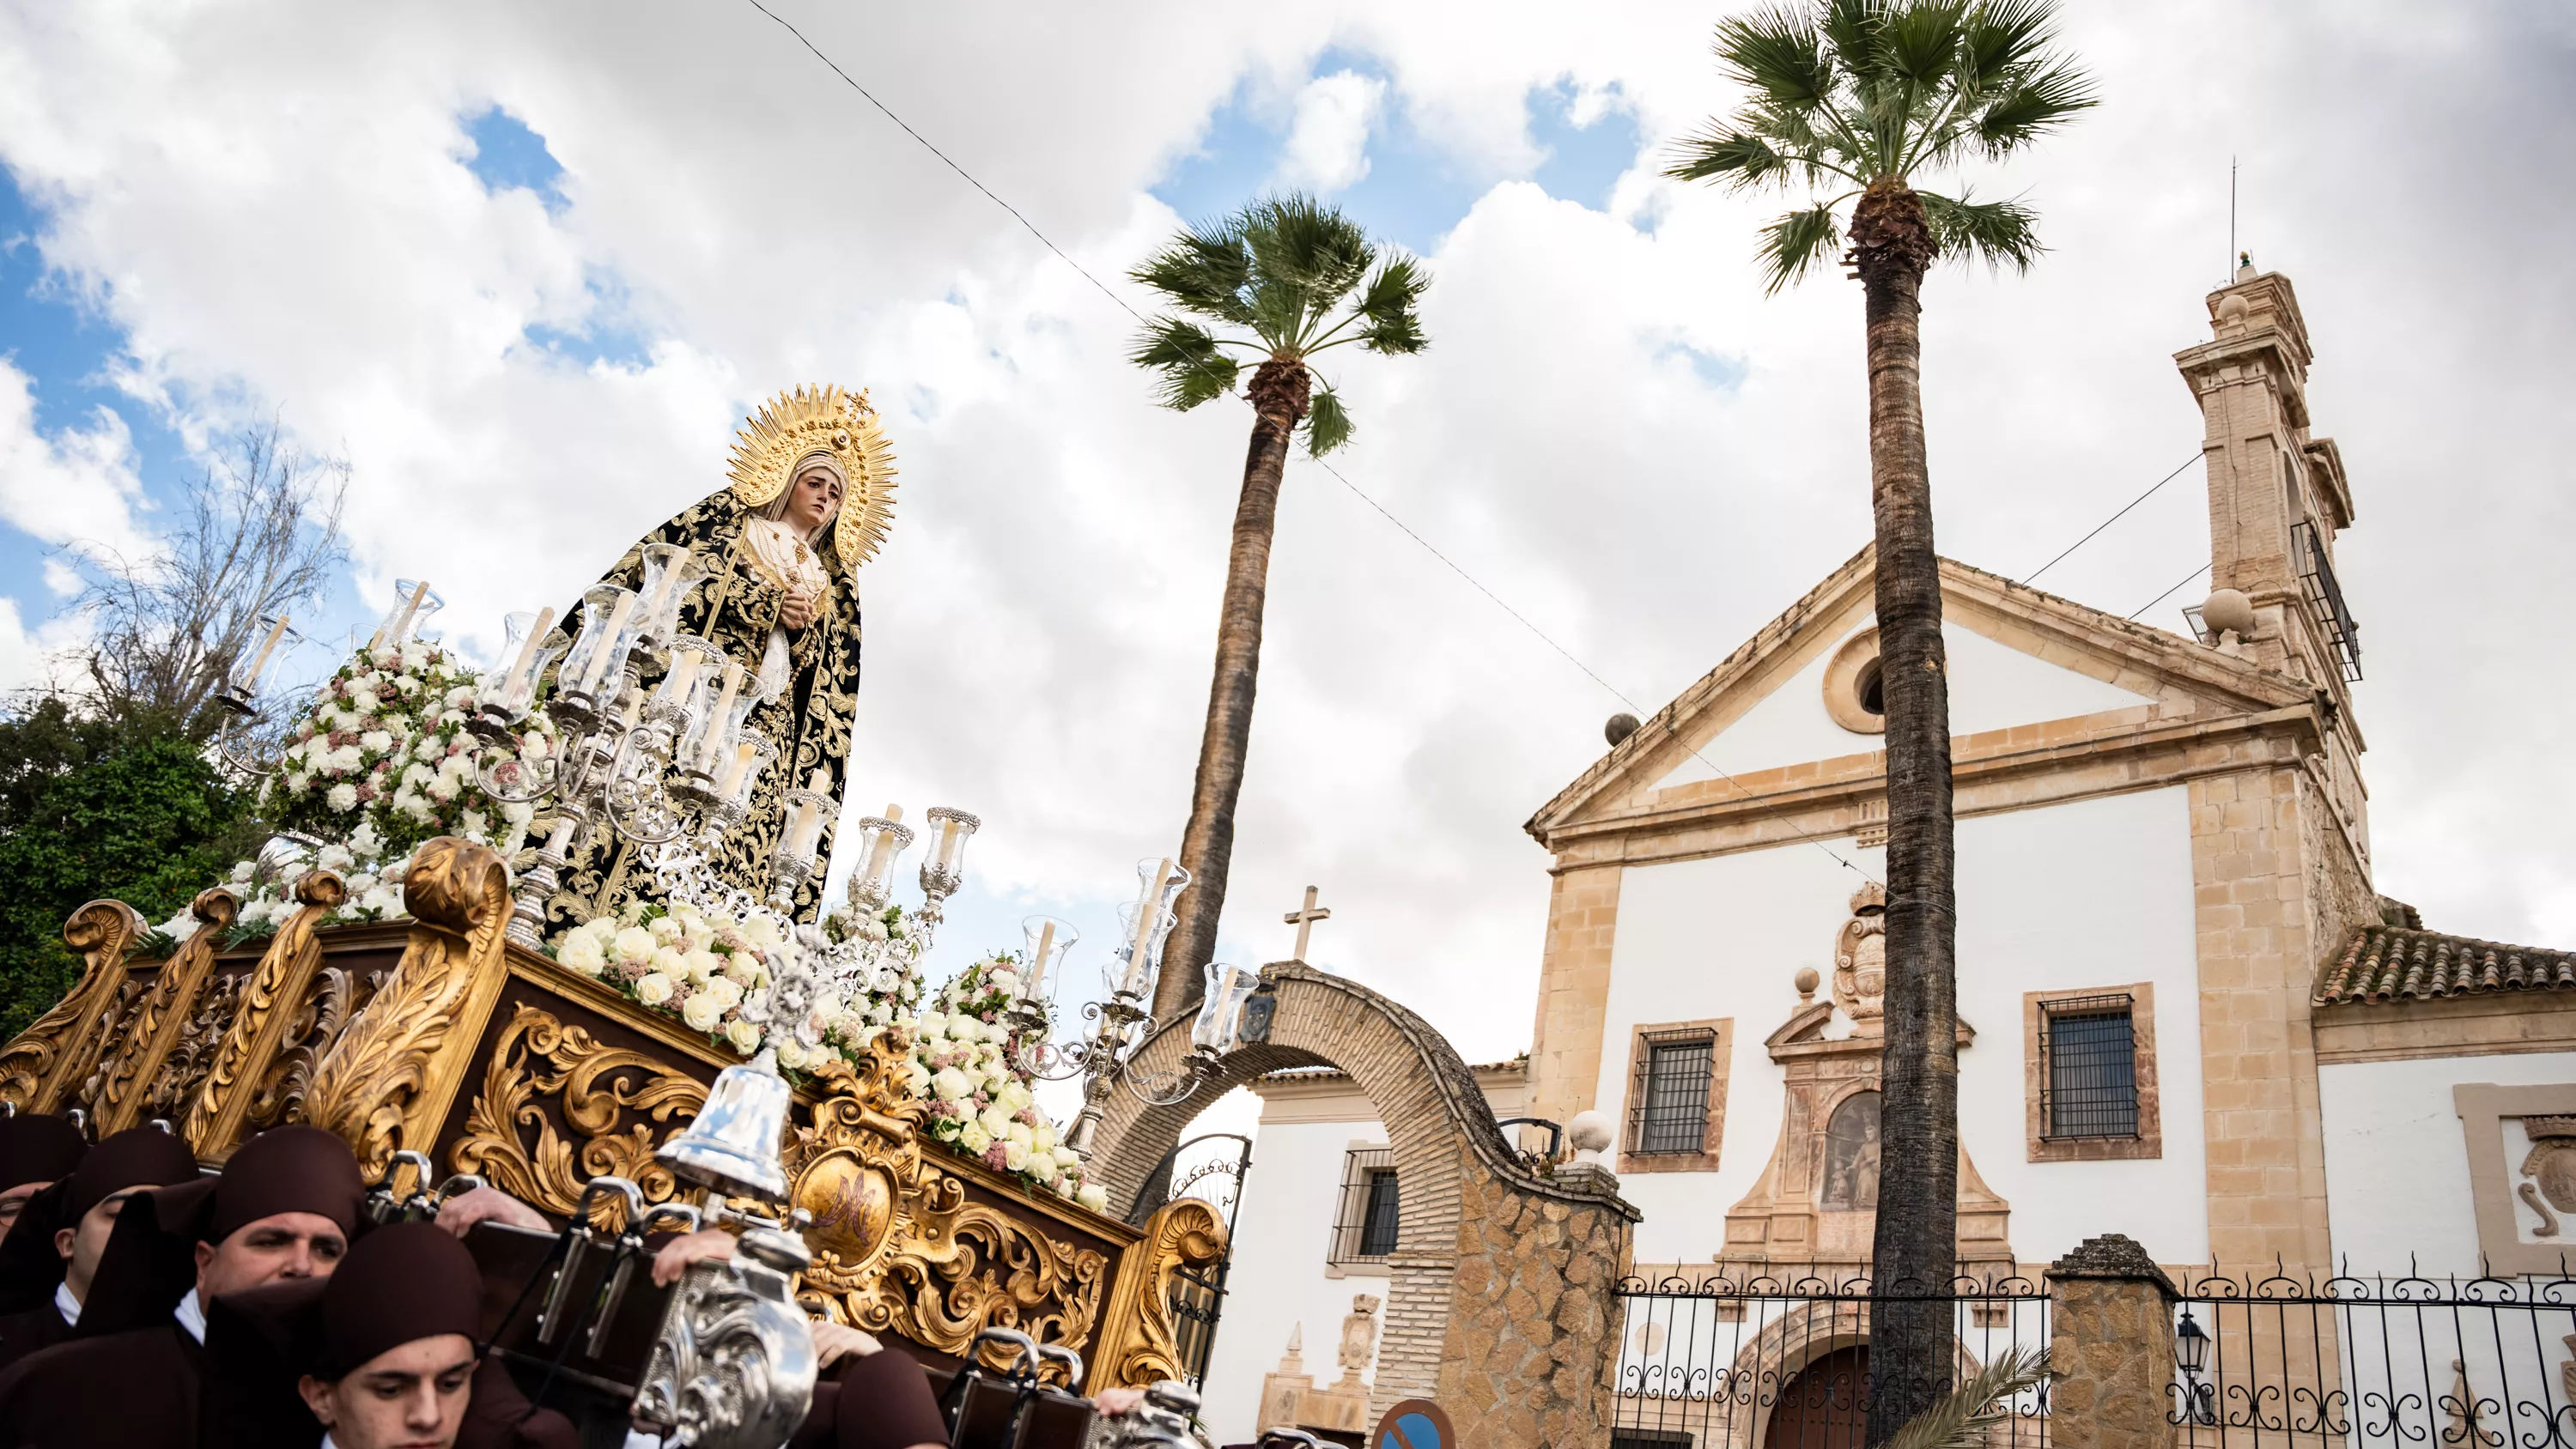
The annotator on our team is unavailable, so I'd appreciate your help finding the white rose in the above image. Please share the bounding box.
[399,794,435,824]
[1031,1123,1058,1153]
[742,915,781,949]
[1030,1154,1061,1185]
[634,973,674,1005]
[1002,1140,1031,1172]
[932,1068,971,1103]
[349,688,380,715]
[978,1106,1015,1140]
[650,947,687,978]
[916,1011,946,1039]
[681,915,715,949]
[679,949,721,985]
[446,684,476,710]
[650,917,684,948]
[330,746,363,773]
[957,1123,993,1155]
[702,977,744,1011]
[360,730,392,755]
[349,822,384,856]
[459,809,489,841]
[228,860,256,884]
[325,783,358,812]
[1076,1184,1109,1213]
[905,1062,932,1096]
[726,1019,761,1054]
[775,1039,809,1071]
[558,934,607,974]
[319,844,355,872]
[999,1081,1033,1112]
[1005,1121,1034,1149]
[284,772,309,794]
[612,927,656,963]
[1053,1146,1081,1171]
[680,993,725,1032]
[415,737,441,762]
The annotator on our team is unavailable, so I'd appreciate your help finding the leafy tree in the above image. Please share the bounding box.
[1128,193,1429,1019]
[1666,2,2093,1436]
[0,697,258,1040]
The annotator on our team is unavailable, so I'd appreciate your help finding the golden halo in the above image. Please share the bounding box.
[726,384,898,569]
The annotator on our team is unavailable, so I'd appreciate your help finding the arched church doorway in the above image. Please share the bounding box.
[1763,1344,1870,1449]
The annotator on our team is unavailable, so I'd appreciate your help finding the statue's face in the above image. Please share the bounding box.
[786,465,844,535]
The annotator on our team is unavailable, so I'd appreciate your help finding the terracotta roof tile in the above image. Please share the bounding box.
[2315,925,2576,1006]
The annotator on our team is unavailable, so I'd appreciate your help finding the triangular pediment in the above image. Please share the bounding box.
[1528,546,2316,841]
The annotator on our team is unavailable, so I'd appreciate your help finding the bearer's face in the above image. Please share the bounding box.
[195,1210,348,1298]
[787,466,842,532]
[0,1181,49,1233]
[298,1333,477,1449]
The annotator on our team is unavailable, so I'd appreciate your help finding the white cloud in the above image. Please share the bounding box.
[0,595,90,698]
[0,358,151,564]
[0,0,2567,1070]
[1273,70,1385,194]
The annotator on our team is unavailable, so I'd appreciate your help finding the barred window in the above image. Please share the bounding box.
[1328,1147,1399,1266]
[2040,994,2139,1139]
[1630,1029,1715,1155]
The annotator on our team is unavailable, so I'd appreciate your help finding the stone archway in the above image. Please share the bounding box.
[1087,963,1639,1448]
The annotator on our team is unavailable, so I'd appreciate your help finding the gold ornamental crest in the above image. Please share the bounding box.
[726,384,899,569]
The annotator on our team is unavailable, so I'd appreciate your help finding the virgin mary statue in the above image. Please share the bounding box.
[546,384,895,933]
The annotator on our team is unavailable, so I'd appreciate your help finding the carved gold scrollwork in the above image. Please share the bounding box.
[90,888,240,1134]
[306,839,513,1179]
[1094,1198,1227,1391]
[181,870,346,1156]
[787,1037,1107,1374]
[0,900,149,1113]
[447,1002,708,1223]
[147,972,245,1125]
[245,961,396,1135]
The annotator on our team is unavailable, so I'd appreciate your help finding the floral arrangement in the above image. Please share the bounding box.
[550,900,779,1057]
[269,638,552,864]
[914,952,1105,1212]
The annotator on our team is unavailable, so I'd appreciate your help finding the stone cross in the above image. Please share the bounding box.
[1284,885,1332,962]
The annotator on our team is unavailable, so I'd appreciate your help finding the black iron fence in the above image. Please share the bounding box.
[2172,1266,2576,1449]
[1609,1264,2050,1449]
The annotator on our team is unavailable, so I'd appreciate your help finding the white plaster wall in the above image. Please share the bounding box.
[1654,620,2154,791]
[1601,785,2208,1269]
[2321,1052,2576,1276]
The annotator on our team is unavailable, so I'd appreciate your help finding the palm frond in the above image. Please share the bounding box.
[1303,386,1353,458]
[1129,224,1256,328]
[1970,57,2098,155]
[1874,0,1970,91]
[1757,203,1847,294]
[1958,0,2057,92]
[1666,125,1799,188]
[1819,0,1889,76]
[1918,188,2042,270]
[1882,1348,2054,1449]
[1348,256,1430,356]
[1715,5,1838,106]
[1243,194,1375,324]
[1128,318,1242,411]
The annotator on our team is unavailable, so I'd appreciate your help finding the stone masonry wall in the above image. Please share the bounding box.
[1439,1152,1631,1449]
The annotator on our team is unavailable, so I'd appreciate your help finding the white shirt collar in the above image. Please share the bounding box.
[173,1288,205,1345]
[320,1438,341,1449]
[49,1281,76,1327]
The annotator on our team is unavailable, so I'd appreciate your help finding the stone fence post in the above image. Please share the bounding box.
[2047,1234,2179,1449]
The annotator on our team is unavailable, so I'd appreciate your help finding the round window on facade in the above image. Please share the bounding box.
[1823,628,1887,735]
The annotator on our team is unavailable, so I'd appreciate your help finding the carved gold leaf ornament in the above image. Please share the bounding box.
[92,888,240,1134]
[182,870,346,1157]
[0,900,150,1113]
[726,385,897,571]
[1094,1198,1227,1391]
[449,1003,707,1224]
[306,840,513,1178]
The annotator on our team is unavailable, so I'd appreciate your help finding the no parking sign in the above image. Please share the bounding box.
[1369,1400,1455,1449]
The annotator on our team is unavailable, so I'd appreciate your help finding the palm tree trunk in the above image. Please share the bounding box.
[1852,179,1959,1449]
[1155,359,1309,1023]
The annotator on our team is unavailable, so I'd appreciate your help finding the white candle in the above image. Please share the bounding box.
[645,550,685,636]
[1128,857,1172,976]
[387,579,431,651]
[788,795,821,862]
[576,591,636,698]
[240,614,290,692]
[696,659,744,773]
[504,606,556,705]
[718,740,756,798]
[1028,920,1057,997]
[860,803,903,890]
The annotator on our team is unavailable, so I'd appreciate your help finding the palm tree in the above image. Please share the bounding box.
[1666,3,2092,1440]
[1129,193,1429,1022]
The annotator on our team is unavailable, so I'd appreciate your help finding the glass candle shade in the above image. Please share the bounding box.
[653,635,720,755]
[691,657,775,776]
[845,809,914,909]
[477,609,567,723]
[1019,915,1078,1007]
[560,584,644,703]
[371,579,444,656]
[1109,902,1179,1002]
[920,807,979,894]
[1191,961,1261,1054]
[634,543,711,648]
[231,614,300,695]
[779,784,832,873]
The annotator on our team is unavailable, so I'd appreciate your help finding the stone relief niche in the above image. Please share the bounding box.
[2458,1083,2576,1274]
[1722,901,2012,1270]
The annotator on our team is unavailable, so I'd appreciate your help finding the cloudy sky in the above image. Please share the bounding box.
[1,1,2571,1089]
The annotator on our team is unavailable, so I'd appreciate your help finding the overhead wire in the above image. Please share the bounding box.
[738,0,2227,885]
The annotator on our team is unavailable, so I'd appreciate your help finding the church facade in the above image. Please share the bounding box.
[1199,264,2576,1438]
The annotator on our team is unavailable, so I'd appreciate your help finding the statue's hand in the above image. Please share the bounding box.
[781,587,818,632]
